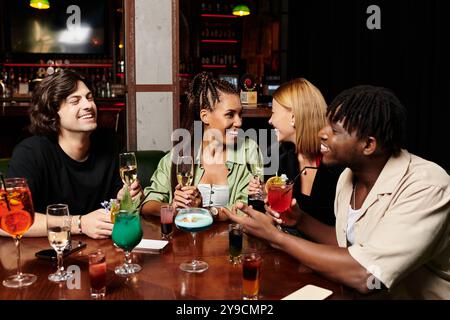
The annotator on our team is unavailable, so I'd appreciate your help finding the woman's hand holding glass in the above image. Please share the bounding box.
[173,185,203,209]
[173,155,202,209]
[248,176,264,198]
[247,164,264,199]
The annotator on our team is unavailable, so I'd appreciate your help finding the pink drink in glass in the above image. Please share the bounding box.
[160,205,174,240]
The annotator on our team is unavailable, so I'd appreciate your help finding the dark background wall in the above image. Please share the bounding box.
[287,0,449,170]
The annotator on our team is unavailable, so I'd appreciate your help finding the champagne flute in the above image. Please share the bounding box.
[0,177,37,288]
[47,204,73,282]
[119,152,138,186]
[176,156,194,187]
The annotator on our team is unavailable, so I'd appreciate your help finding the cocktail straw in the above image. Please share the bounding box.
[280,166,318,196]
[292,166,319,184]
[138,190,152,209]
[0,173,11,211]
[137,181,167,209]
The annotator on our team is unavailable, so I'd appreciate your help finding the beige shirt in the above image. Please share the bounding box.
[335,150,450,299]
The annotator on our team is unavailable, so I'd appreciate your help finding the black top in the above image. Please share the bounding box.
[8,130,122,215]
[278,142,343,226]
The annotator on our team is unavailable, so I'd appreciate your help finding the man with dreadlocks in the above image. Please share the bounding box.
[224,85,450,299]
[141,72,263,221]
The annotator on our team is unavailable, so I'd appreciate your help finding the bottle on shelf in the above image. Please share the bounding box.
[1,68,11,98]
[2,56,122,98]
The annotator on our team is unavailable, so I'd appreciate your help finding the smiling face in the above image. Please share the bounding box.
[202,92,242,145]
[57,80,97,136]
[318,119,362,167]
[268,98,296,143]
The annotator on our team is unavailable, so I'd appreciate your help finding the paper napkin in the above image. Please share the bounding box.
[133,239,169,253]
[282,285,333,300]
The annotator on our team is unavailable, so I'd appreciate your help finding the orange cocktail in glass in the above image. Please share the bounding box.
[242,253,262,300]
[0,177,37,288]
[0,180,34,238]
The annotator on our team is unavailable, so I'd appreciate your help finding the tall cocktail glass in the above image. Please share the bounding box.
[0,178,37,288]
[111,209,143,276]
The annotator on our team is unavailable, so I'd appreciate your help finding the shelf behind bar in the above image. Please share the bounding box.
[201,14,237,19]
[242,104,272,118]
[3,63,113,68]
[202,64,238,69]
[201,39,239,44]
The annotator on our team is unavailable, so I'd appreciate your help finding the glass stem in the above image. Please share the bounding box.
[125,251,132,267]
[15,237,22,278]
[191,232,198,265]
[56,251,64,274]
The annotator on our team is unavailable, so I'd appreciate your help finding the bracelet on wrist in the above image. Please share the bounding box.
[77,215,83,234]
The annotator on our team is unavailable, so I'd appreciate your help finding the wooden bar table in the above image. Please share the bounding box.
[0,217,352,300]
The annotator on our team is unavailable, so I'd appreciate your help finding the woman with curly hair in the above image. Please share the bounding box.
[141,72,263,221]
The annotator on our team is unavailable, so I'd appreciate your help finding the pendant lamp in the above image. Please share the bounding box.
[30,0,50,10]
[232,4,250,16]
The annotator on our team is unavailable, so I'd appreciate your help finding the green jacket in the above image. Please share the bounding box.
[143,137,263,210]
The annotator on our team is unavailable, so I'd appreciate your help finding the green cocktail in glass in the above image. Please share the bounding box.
[112,210,143,276]
[174,208,213,273]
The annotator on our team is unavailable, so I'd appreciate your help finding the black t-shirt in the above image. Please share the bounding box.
[278,142,343,226]
[7,130,122,215]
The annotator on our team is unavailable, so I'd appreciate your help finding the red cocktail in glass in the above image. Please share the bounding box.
[267,181,293,222]
[89,249,106,299]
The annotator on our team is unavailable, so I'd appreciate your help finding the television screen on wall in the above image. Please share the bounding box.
[8,0,107,54]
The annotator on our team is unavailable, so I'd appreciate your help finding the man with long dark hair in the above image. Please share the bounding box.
[3,70,142,239]
[224,85,450,299]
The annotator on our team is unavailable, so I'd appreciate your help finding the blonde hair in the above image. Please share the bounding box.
[272,78,327,157]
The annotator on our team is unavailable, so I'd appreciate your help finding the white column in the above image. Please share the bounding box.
[134,0,174,151]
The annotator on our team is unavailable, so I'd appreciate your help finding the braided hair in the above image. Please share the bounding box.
[186,72,239,121]
[172,72,239,194]
[327,85,407,156]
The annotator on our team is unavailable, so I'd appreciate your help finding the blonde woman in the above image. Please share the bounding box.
[249,78,342,226]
